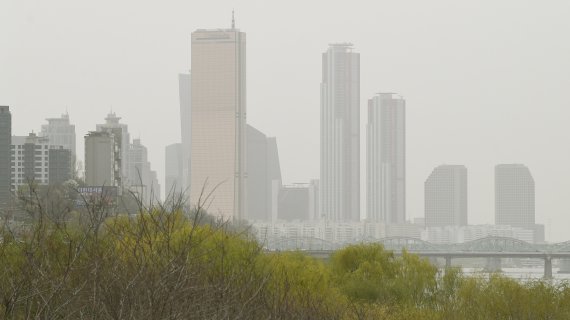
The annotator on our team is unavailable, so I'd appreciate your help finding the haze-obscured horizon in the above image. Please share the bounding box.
[2,0,569,241]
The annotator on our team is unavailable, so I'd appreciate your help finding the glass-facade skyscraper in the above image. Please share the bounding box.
[190,25,246,220]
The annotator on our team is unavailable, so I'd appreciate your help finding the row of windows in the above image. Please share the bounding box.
[10,173,48,178]
[10,150,49,155]
[10,162,49,167]
[10,144,49,149]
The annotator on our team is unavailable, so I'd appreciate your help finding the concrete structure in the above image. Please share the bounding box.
[10,133,71,192]
[190,23,246,220]
[47,147,72,185]
[367,93,405,224]
[11,134,50,190]
[0,106,10,208]
[96,112,130,187]
[40,113,76,159]
[165,143,184,198]
[495,164,535,227]
[275,180,319,222]
[320,43,360,222]
[295,236,568,279]
[179,73,191,191]
[84,131,116,187]
[252,221,373,245]
[246,125,281,222]
[424,224,535,245]
[425,165,468,227]
[128,138,160,204]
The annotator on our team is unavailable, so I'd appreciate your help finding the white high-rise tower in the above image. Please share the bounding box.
[367,93,405,224]
[320,43,360,222]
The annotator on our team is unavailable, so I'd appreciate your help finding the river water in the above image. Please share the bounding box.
[462,267,570,283]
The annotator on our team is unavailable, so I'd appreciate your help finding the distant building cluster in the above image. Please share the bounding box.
[158,17,545,245]
[0,15,547,245]
[0,107,161,210]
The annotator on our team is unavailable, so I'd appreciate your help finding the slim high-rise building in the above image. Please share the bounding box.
[424,165,468,227]
[190,19,246,220]
[320,43,360,222]
[0,106,11,207]
[495,164,535,227]
[96,112,130,187]
[179,73,191,191]
[165,143,183,197]
[367,93,406,224]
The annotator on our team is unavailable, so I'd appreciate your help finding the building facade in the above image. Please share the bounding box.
[367,93,406,224]
[495,164,535,227]
[190,25,246,220]
[0,106,11,207]
[246,125,282,222]
[424,165,468,227]
[40,113,76,158]
[47,147,72,185]
[10,133,71,192]
[96,112,130,187]
[11,134,50,190]
[165,143,184,198]
[128,138,160,204]
[278,181,319,222]
[320,43,360,222]
[84,131,116,187]
[179,73,191,192]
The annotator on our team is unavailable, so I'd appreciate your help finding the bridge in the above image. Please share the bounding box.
[264,236,570,279]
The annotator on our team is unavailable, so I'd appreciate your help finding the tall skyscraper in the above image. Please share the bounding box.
[179,73,191,191]
[85,131,116,187]
[320,43,360,222]
[96,112,130,187]
[190,20,246,220]
[40,113,76,158]
[165,143,183,197]
[424,165,468,227]
[0,106,11,208]
[495,164,535,227]
[367,93,406,224]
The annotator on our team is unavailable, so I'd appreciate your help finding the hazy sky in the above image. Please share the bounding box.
[2,0,570,241]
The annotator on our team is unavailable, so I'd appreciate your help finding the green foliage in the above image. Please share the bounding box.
[331,244,437,307]
[2,200,570,319]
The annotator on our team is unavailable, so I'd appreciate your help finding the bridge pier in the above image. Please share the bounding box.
[445,256,452,268]
[544,257,553,279]
[485,257,501,272]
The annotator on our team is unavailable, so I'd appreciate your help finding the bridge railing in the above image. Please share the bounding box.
[263,235,570,254]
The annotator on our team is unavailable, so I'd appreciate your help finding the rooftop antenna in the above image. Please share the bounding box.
[232,9,235,29]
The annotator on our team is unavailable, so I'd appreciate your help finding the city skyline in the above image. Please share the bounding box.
[2,1,570,241]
